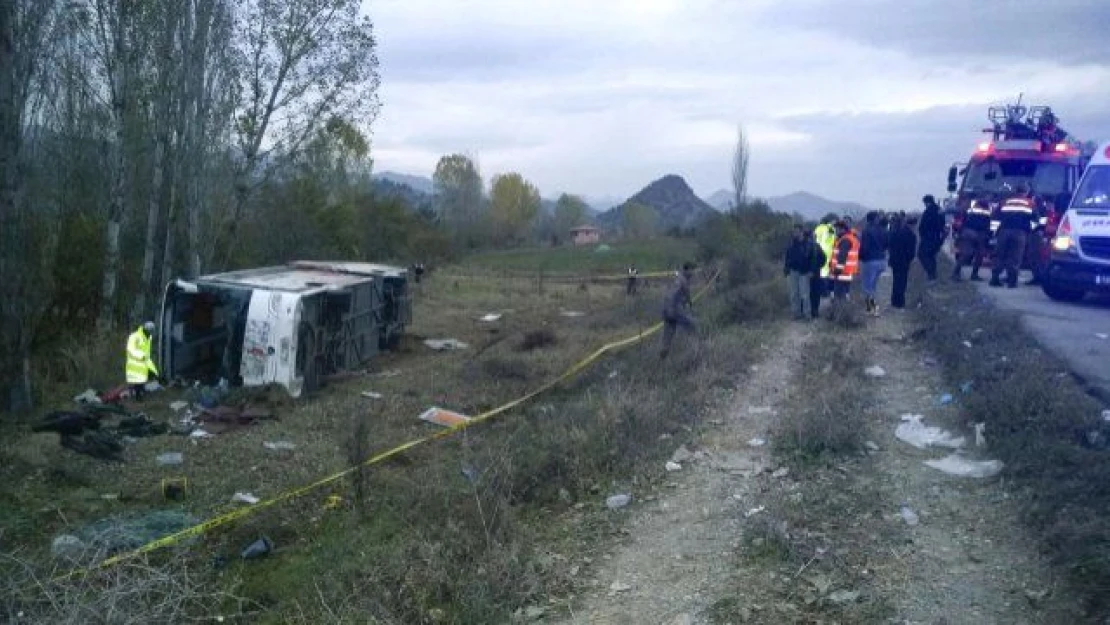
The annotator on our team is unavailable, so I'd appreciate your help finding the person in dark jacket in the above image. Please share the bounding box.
[858,211,889,316]
[888,214,918,309]
[660,262,696,358]
[917,195,946,281]
[783,224,816,320]
[952,196,992,281]
[806,230,827,319]
[991,184,1037,288]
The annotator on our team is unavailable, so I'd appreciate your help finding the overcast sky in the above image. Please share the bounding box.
[366,0,1109,209]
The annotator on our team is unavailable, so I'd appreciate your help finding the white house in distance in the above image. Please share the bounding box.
[570,225,600,246]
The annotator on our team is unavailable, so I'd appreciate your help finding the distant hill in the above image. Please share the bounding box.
[764,191,874,221]
[373,171,434,194]
[706,189,733,211]
[598,174,716,232]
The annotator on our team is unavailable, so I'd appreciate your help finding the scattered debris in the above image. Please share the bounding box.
[895,415,966,450]
[938,393,954,405]
[748,406,774,415]
[263,441,296,451]
[232,492,260,505]
[960,381,974,394]
[924,453,1003,478]
[744,505,766,518]
[608,581,632,594]
[921,356,938,367]
[863,365,886,378]
[559,310,586,318]
[827,590,861,604]
[323,494,343,510]
[73,389,102,405]
[53,509,199,558]
[240,536,274,560]
[605,494,631,509]
[373,369,402,378]
[479,313,502,322]
[665,461,682,472]
[419,407,471,428]
[899,503,919,526]
[864,440,880,452]
[974,423,987,447]
[161,477,187,500]
[772,467,790,479]
[51,535,85,562]
[460,464,480,484]
[523,606,547,620]
[1024,588,1049,607]
[670,445,694,463]
[156,452,184,466]
[144,381,164,392]
[169,400,189,412]
[1103,410,1110,423]
[424,338,470,351]
[117,414,168,437]
[747,437,767,447]
[962,340,973,348]
[360,391,383,400]
[196,405,276,433]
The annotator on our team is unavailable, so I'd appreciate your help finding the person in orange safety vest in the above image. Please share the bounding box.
[829,220,860,300]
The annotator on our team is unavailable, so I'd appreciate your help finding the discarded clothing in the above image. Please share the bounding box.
[894,414,966,450]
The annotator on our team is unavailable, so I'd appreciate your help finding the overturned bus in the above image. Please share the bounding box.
[159,261,411,397]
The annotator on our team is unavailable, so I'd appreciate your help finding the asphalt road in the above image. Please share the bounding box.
[975,275,1110,402]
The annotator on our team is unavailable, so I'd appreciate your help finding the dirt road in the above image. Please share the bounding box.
[973,280,1110,401]
[559,292,1082,624]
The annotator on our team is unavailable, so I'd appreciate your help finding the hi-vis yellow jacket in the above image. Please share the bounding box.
[125,327,159,384]
[813,223,836,278]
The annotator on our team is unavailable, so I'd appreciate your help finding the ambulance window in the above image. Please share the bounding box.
[1074,167,1110,208]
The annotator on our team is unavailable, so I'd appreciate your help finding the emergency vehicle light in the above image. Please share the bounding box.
[1054,143,1068,152]
[1105,145,1110,159]
[977,142,992,153]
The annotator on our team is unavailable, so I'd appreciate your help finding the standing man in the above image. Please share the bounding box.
[125,321,159,401]
[991,184,1037,288]
[829,220,860,301]
[952,197,992,281]
[783,225,813,321]
[888,214,918,310]
[859,211,889,316]
[660,262,696,358]
[813,216,837,302]
[807,230,828,319]
[626,264,639,295]
[917,195,946,281]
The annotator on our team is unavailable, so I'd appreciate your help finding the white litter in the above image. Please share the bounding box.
[169,401,189,412]
[231,492,260,505]
[747,437,767,447]
[361,391,383,399]
[144,381,164,392]
[605,494,631,509]
[560,310,586,317]
[924,453,1004,478]
[744,505,766,518]
[665,461,682,472]
[864,366,886,378]
[73,389,102,405]
[974,422,987,447]
[748,406,774,415]
[263,441,296,451]
[424,339,470,351]
[479,313,502,322]
[1102,410,1110,423]
[894,414,966,450]
[189,429,213,439]
[962,340,973,348]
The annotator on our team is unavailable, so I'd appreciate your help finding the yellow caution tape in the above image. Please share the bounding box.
[61,269,720,578]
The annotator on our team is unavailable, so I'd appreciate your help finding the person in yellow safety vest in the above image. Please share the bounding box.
[813,217,837,294]
[126,321,159,401]
[829,220,860,300]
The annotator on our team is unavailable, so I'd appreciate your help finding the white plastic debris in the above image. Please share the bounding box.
[189,429,213,439]
[895,415,966,450]
[864,366,886,378]
[169,400,189,412]
[144,381,164,392]
[479,313,502,322]
[747,437,767,447]
[231,492,260,505]
[424,338,470,351]
[924,453,1003,478]
[156,452,183,466]
[361,391,383,399]
[605,494,631,509]
[263,441,296,451]
[772,467,789,479]
[744,505,766,518]
[1102,410,1110,423]
[748,406,774,415]
[962,340,973,348]
[73,389,102,405]
[899,503,919,526]
[665,461,682,472]
[974,423,987,447]
[559,310,586,318]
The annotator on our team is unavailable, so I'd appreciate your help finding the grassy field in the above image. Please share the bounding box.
[1,239,787,623]
[456,237,697,275]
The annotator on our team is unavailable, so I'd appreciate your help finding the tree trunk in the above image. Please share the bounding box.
[161,165,177,288]
[133,135,165,324]
[0,0,27,411]
[98,216,122,331]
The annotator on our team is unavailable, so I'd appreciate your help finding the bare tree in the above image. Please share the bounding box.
[213,0,380,268]
[731,124,750,213]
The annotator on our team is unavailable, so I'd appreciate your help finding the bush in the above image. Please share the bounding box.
[719,279,788,324]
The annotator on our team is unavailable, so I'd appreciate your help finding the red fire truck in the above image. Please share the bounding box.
[945,103,1094,274]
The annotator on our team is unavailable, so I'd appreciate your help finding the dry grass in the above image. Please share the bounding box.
[912,273,1110,616]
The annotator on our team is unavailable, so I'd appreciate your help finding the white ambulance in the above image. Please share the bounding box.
[1043,141,1110,302]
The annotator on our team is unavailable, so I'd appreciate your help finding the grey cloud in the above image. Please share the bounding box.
[764,0,1110,66]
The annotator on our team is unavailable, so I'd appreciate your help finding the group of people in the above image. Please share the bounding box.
[782,194,951,320]
[950,183,1040,288]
